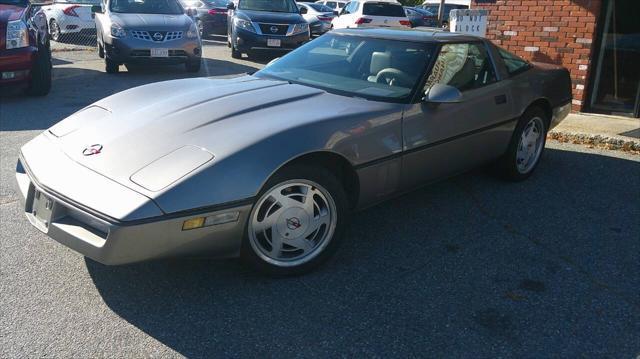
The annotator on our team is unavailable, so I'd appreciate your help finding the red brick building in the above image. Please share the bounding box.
[471,0,639,118]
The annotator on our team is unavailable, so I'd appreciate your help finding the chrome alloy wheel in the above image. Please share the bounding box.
[249,180,337,267]
[516,116,545,174]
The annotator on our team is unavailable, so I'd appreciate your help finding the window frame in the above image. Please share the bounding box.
[495,46,533,78]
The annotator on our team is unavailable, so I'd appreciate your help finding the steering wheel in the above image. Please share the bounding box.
[375,68,413,88]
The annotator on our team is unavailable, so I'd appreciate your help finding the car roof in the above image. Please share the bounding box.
[331,27,485,43]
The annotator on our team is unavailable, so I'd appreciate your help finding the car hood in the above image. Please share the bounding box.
[111,13,191,30]
[236,9,304,24]
[0,4,26,25]
[47,76,386,195]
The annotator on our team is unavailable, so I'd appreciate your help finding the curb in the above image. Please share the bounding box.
[548,130,640,154]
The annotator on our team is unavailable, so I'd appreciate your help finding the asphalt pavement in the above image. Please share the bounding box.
[1,38,639,358]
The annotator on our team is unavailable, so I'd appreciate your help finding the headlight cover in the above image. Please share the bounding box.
[110,23,126,38]
[290,22,309,35]
[186,22,199,38]
[6,20,29,49]
[234,18,256,33]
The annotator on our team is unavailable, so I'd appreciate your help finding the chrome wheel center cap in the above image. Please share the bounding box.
[277,207,309,239]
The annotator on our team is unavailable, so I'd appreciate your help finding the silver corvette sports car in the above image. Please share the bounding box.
[17,28,572,275]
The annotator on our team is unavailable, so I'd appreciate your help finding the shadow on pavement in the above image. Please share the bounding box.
[0,58,260,131]
[85,148,640,357]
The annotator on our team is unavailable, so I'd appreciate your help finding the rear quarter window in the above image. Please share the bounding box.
[363,3,405,17]
[497,47,532,76]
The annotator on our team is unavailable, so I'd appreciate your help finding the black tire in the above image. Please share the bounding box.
[105,56,119,74]
[185,59,201,73]
[98,42,104,59]
[196,19,206,38]
[494,107,549,181]
[49,19,61,42]
[242,164,349,276]
[26,45,52,96]
[231,43,242,59]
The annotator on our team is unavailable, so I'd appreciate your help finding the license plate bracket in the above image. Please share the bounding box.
[267,39,281,47]
[150,48,169,57]
[32,190,54,229]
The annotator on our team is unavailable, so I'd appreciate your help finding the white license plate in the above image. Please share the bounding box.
[267,39,281,47]
[150,48,169,57]
[32,190,54,228]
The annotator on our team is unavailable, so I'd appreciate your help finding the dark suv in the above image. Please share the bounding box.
[227,0,309,59]
[0,0,51,96]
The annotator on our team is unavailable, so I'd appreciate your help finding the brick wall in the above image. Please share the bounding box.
[471,0,602,111]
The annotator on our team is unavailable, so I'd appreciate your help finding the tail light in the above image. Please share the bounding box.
[317,16,333,22]
[63,5,81,17]
[355,17,372,25]
[208,8,227,15]
[399,20,411,27]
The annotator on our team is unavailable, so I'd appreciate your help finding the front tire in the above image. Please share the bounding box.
[26,45,52,96]
[105,56,119,74]
[49,19,61,42]
[495,107,548,181]
[231,43,242,59]
[242,165,349,276]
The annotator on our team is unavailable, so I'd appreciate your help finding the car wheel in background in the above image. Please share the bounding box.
[105,56,119,74]
[26,45,52,96]
[242,164,349,276]
[196,19,205,38]
[98,42,104,58]
[49,19,62,42]
[494,107,548,181]
[185,59,201,73]
[231,44,241,59]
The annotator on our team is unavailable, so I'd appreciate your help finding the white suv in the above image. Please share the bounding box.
[331,0,410,29]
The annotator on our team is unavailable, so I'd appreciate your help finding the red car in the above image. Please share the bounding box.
[1,0,51,96]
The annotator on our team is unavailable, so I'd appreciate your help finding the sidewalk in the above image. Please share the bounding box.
[549,112,640,154]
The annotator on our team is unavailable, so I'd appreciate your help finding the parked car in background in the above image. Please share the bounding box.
[41,0,100,42]
[0,0,51,95]
[331,0,410,30]
[417,2,467,28]
[93,0,202,74]
[314,0,346,14]
[180,0,229,37]
[16,28,572,275]
[404,6,436,28]
[227,0,309,59]
[297,2,333,36]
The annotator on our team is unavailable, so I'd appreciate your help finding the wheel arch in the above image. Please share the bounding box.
[525,98,553,128]
[273,151,360,210]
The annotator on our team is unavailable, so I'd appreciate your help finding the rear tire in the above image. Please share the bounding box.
[26,45,52,96]
[105,56,119,74]
[242,164,349,276]
[494,107,548,181]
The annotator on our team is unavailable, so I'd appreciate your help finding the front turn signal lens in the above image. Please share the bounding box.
[182,217,205,230]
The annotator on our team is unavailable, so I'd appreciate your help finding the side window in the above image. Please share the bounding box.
[497,47,531,76]
[425,42,497,92]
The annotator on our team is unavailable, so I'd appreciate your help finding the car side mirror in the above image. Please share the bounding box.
[333,10,339,15]
[91,5,103,13]
[226,2,235,10]
[423,84,463,103]
[299,7,307,14]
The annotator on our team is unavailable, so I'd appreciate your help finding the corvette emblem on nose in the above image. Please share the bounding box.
[83,144,103,156]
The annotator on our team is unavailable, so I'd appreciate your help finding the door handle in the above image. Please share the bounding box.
[494,94,507,105]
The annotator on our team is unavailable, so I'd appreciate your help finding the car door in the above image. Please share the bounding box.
[333,1,353,28]
[400,41,517,190]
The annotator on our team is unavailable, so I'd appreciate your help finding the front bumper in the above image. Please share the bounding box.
[550,100,572,130]
[16,136,251,265]
[234,28,308,52]
[105,35,201,64]
[0,46,37,86]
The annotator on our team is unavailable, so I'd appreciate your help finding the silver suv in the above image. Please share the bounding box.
[92,0,202,73]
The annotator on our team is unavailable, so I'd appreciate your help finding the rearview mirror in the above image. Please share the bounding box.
[186,8,197,16]
[423,84,463,103]
[91,4,103,13]
[299,7,307,14]
[226,2,235,10]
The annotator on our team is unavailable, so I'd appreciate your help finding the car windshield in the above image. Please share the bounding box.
[0,0,28,5]
[204,0,228,6]
[256,34,435,102]
[238,0,297,13]
[110,0,184,14]
[363,3,405,17]
[306,3,332,12]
